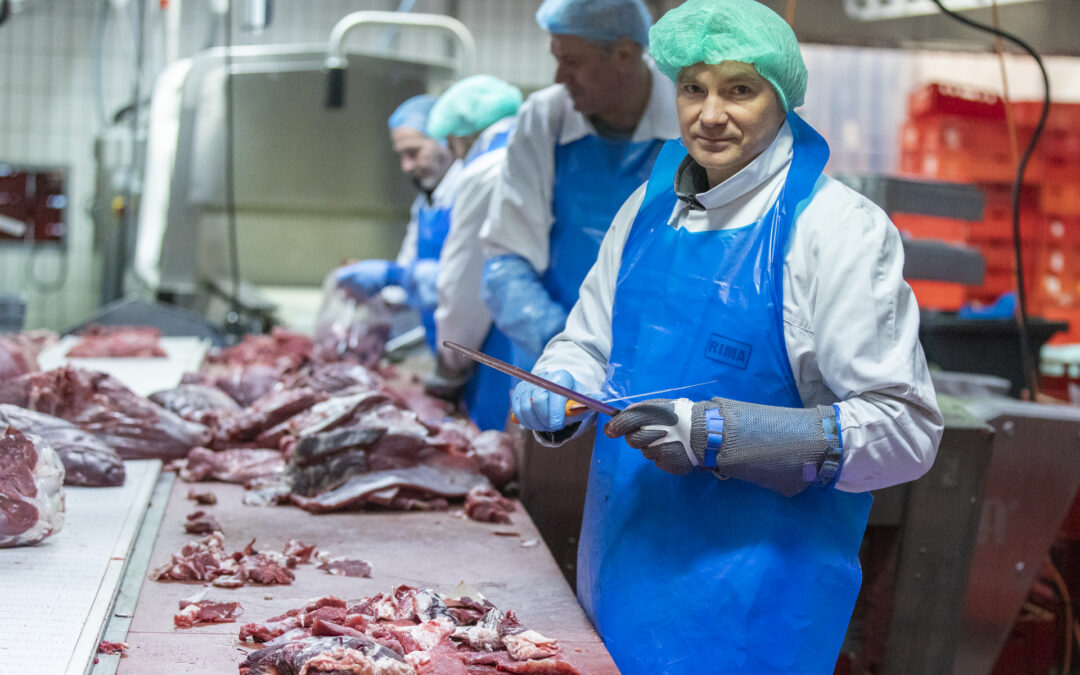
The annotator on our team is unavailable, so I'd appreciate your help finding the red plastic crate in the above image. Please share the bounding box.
[1041,181,1080,217]
[909,83,1006,120]
[909,280,966,311]
[891,214,970,243]
[1043,215,1080,244]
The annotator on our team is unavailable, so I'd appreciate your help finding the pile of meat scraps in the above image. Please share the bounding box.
[150,533,305,588]
[238,585,580,674]
[67,325,167,358]
[0,367,210,460]
[0,426,65,547]
[0,405,125,486]
[159,332,519,516]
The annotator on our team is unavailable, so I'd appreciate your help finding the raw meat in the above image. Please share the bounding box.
[239,635,413,675]
[97,641,129,656]
[149,534,295,587]
[467,431,517,489]
[67,325,166,358]
[0,330,56,381]
[180,447,285,485]
[175,599,243,628]
[317,558,372,578]
[283,361,383,395]
[0,405,125,487]
[215,387,327,445]
[0,367,211,460]
[237,586,580,675]
[206,328,313,372]
[187,488,217,505]
[150,384,241,427]
[464,486,515,525]
[289,464,489,514]
[184,364,285,408]
[0,426,65,547]
[184,510,223,535]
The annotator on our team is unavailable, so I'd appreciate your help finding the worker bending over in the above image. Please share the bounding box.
[336,95,461,352]
[512,1,943,672]
[424,76,522,431]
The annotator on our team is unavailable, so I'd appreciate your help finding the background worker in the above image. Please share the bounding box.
[335,94,460,352]
[424,75,522,431]
[477,0,679,585]
[511,1,944,672]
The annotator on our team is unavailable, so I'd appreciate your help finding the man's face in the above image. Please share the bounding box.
[550,34,621,118]
[391,127,451,190]
[675,61,787,188]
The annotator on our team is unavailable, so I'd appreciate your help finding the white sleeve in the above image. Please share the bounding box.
[395,194,424,267]
[479,94,559,274]
[791,181,944,493]
[534,184,646,393]
[435,152,503,372]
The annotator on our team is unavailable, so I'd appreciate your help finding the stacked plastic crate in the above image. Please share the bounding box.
[898,83,1080,342]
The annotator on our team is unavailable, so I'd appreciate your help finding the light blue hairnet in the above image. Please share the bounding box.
[427,75,523,140]
[535,0,652,47]
[388,94,437,133]
[649,0,807,111]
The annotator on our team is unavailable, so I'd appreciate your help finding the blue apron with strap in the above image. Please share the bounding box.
[461,126,515,431]
[577,113,873,674]
[541,133,664,314]
[413,203,452,352]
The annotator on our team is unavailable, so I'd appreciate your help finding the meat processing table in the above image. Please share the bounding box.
[111,479,619,674]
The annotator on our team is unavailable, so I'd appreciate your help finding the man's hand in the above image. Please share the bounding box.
[603,398,697,474]
[511,369,583,432]
[335,260,402,301]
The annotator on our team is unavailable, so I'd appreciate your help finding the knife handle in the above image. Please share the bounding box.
[511,400,590,425]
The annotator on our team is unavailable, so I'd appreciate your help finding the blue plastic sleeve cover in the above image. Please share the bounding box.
[384,262,405,286]
[481,254,569,361]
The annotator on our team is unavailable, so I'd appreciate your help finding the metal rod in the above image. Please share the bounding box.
[443,341,620,416]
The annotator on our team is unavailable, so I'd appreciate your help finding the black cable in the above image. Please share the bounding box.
[222,2,244,337]
[930,0,1051,399]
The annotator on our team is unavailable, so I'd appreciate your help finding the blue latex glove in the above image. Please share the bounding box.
[402,258,440,312]
[512,369,585,432]
[336,260,403,300]
[481,255,568,362]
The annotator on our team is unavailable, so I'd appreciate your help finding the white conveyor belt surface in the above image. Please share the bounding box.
[0,460,161,674]
[37,336,210,397]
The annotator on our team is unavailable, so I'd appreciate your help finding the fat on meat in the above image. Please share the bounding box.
[149,384,241,427]
[215,387,328,445]
[180,447,284,485]
[150,533,297,587]
[239,636,414,675]
[0,404,125,487]
[283,361,383,395]
[67,325,166,358]
[0,426,65,547]
[464,486,515,525]
[0,367,211,460]
[466,431,517,488]
[174,599,243,628]
[183,363,285,408]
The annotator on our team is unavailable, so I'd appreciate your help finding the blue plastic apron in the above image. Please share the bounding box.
[461,127,515,431]
[541,133,664,314]
[577,113,873,674]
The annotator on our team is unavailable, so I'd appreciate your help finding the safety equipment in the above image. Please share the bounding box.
[335,259,403,300]
[535,0,652,47]
[481,254,568,365]
[511,369,586,432]
[604,396,843,496]
[402,258,439,313]
[577,115,872,674]
[648,0,808,111]
[427,75,523,140]
[388,94,437,133]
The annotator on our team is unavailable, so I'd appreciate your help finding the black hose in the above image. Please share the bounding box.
[929,0,1051,399]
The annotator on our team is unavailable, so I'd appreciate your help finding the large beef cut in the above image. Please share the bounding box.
[214,387,327,445]
[0,367,211,460]
[0,405,125,487]
[149,384,241,427]
[180,447,284,485]
[0,426,65,547]
[67,325,167,358]
[0,331,55,381]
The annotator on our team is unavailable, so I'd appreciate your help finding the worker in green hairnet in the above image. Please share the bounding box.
[509,1,943,672]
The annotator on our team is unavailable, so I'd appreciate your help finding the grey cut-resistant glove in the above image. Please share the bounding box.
[603,397,844,497]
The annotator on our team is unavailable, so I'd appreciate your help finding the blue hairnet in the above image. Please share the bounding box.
[427,75,523,140]
[535,0,652,47]
[649,0,807,111]
[388,94,437,133]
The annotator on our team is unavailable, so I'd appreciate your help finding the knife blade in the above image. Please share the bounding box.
[442,341,621,417]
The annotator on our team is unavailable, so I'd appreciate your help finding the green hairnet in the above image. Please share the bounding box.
[427,75,523,140]
[649,0,807,111]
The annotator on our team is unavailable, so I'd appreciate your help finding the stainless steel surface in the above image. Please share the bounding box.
[90,471,175,675]
[141,44,454,295]
[901,239,986,284]
[325,11,475,75]
[952,399,1080,673]
[443,340,621,416]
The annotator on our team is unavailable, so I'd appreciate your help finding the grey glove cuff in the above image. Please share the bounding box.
[690,399,843,498]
